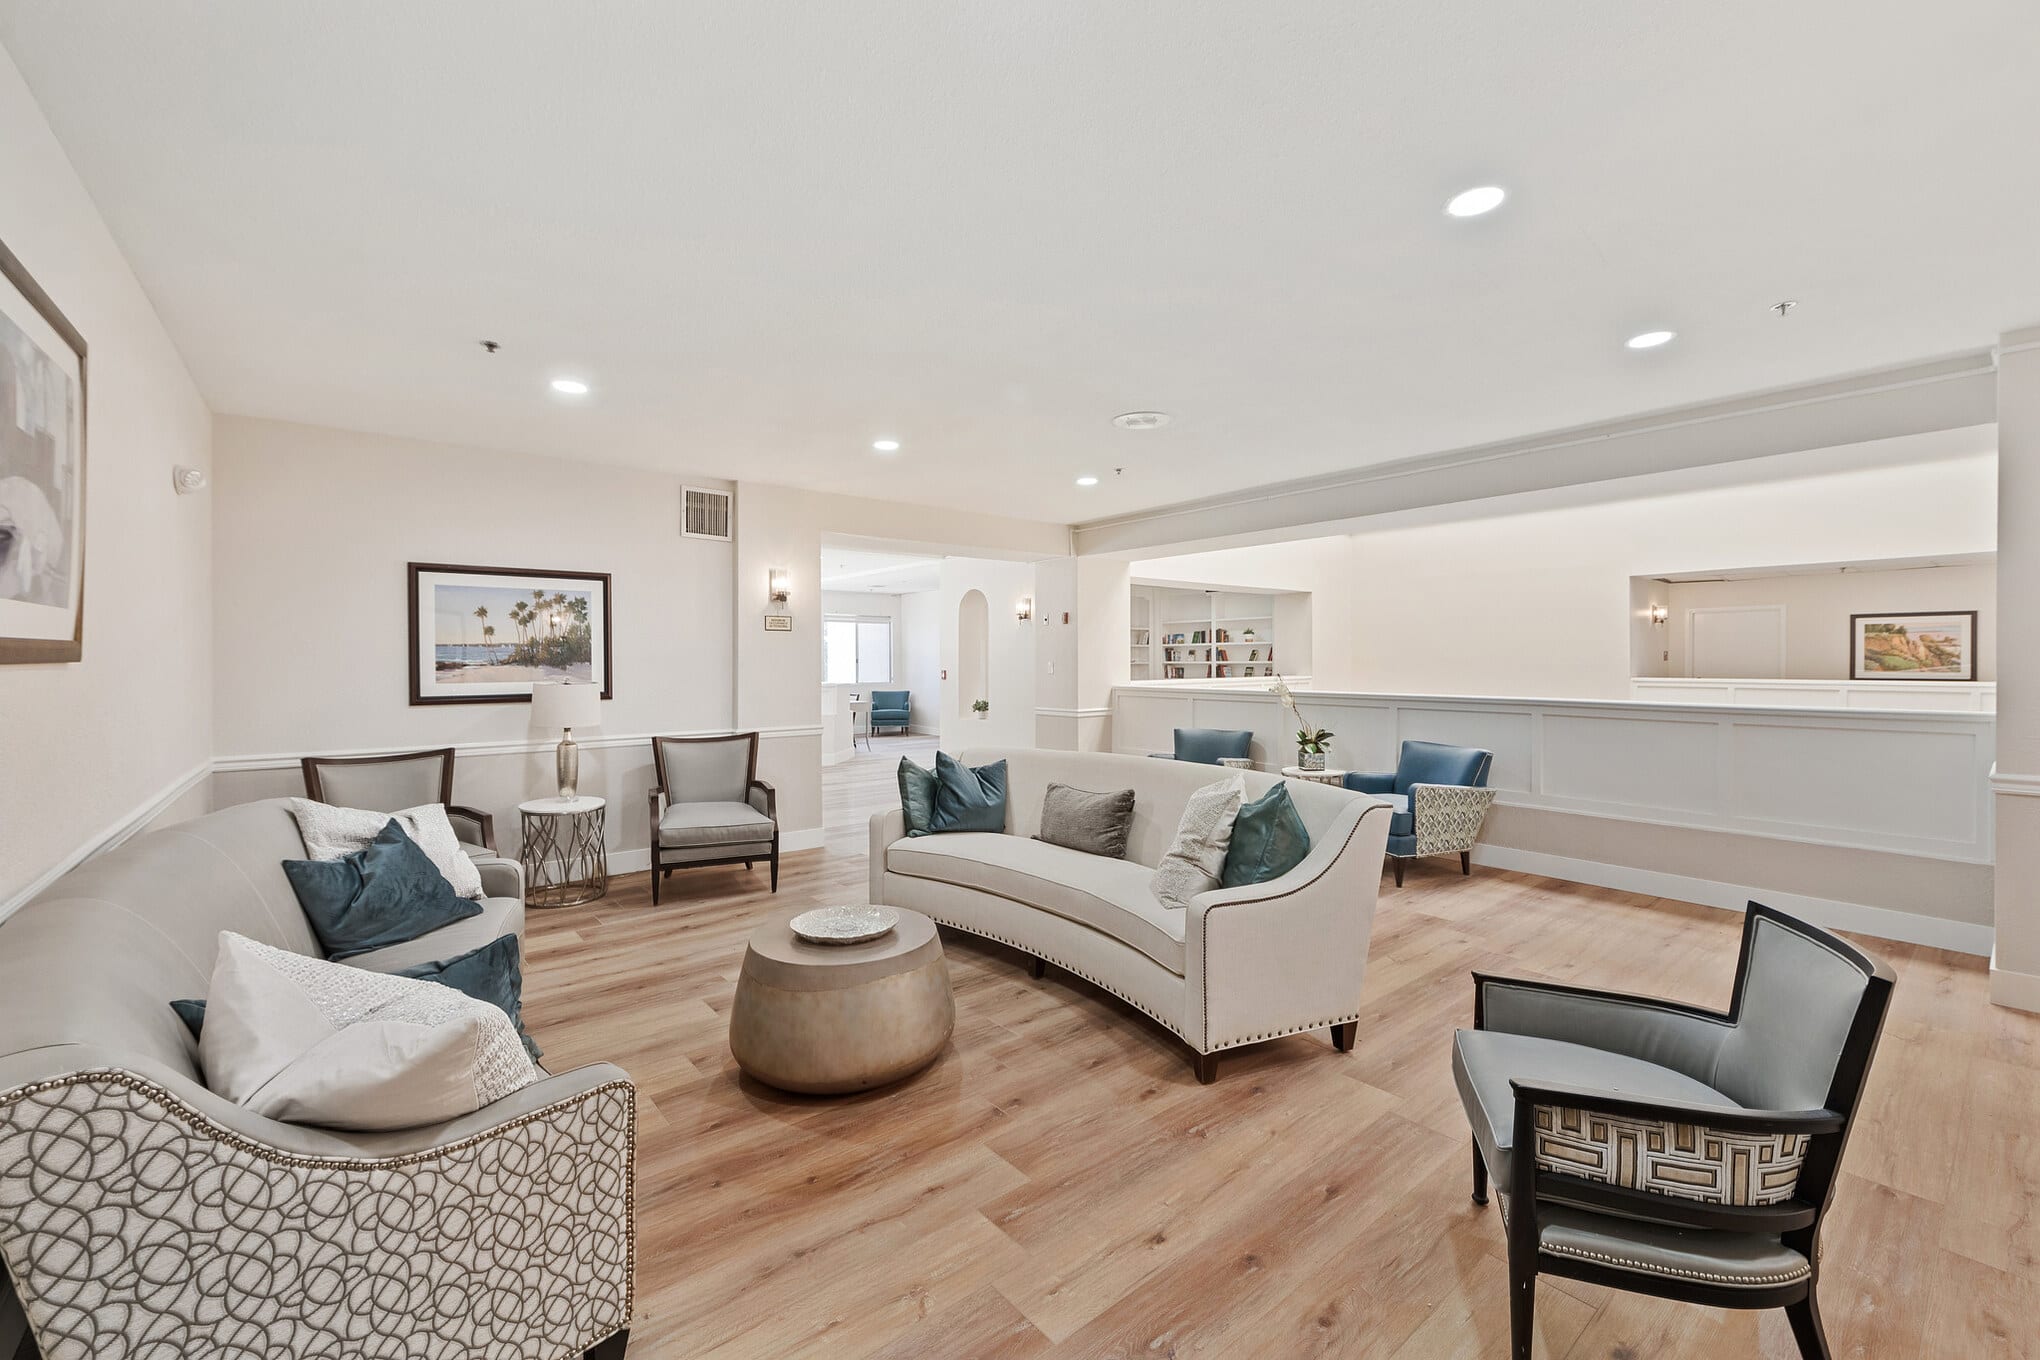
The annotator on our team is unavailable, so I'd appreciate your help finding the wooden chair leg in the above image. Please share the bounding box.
[1785,1292,1831,1360]
[1193,1051,1217,1084]
[1330,1020,1357,1052]
[651,855,661,905]
[1471,1136,1488,1206]
[1030,956,1047,979]
[1392,858,1406,887]
[1460,850,1472,875]
[586,1328,630,1359]
[1509,1251,1535,1360]
[770,844,780,893]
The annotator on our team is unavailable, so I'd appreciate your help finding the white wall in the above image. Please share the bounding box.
[899,590,941,733]
[939,557,1037,749]
[1340,452,1997,700]
[1659,563,1995,681]
[210,416,734,864]
[0,46,214,911]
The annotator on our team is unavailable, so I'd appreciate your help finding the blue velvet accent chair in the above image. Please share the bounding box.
[1167,727,1255,765]
[1344,739,1496,886]
[869,690,911,735]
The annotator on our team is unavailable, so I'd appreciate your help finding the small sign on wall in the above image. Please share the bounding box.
[763,614,793,632]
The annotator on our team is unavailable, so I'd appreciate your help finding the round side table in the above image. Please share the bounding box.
[728,906,954,1095]
[1280,765,1350,786]
[519,796,608,908]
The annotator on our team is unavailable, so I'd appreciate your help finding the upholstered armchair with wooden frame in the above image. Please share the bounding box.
[1343,739,1495,886]
[648,733,778,903]
[300,746,497,856]
[1456,904,1894,1360]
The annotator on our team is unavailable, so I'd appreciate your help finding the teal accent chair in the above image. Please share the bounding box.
[869,691,911,735]
[1344,739,1496,886]
[1168,728,1254,765]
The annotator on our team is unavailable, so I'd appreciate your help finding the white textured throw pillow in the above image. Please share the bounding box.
[198,932,537,1130]
[1151,774,1247,909]
[288,797,486,899]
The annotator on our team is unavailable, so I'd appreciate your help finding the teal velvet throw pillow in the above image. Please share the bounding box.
[929,752,1008,833]
[281,820,482,960]
[898,757,940,836]
[1221,782,1311,888]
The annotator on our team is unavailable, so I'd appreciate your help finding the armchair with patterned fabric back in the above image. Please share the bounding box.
[1342,739,1494,886]
[301,747,496,856]
[1455,904,1893,1360]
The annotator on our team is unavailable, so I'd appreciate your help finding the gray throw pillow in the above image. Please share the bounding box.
[1151,774,1247,909]
[1036,782,1137,859]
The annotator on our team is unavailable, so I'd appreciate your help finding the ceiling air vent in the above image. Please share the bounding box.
[682,486,732,541]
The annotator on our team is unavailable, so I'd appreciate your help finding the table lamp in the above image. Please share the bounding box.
[530,681,602,798]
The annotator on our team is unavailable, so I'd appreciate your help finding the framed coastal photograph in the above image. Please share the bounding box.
[0,236,88,664]
[409,562,613,705]
[1849,611,1977,681]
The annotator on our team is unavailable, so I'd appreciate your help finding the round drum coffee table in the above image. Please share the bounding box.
[728,905,954,1095]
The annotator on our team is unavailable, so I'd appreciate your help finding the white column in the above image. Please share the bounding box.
[1992,326,2040,1011]
[1031,556,1130,751]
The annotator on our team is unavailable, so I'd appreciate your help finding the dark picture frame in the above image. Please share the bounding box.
[0,235,89,665]
[1847,610,1978,682]
[408,562,614,705]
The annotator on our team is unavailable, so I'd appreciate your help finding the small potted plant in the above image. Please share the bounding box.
[971,699,990,719]
[1271,674,1333,770]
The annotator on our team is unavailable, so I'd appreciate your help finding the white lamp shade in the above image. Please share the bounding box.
[530,681,602,731]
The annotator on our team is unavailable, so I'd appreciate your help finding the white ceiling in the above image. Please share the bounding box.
[820,547,941,595]
[3,2,2036,525]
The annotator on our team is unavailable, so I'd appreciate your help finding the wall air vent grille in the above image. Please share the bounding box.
[683,486,733,541]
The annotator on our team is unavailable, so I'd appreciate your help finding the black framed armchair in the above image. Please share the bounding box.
[648,732,778,902]
[301,747,496,855]
[1455,904,1894,1360]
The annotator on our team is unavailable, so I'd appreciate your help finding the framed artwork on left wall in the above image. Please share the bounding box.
[409,562,614,705]
[0,235,88,664]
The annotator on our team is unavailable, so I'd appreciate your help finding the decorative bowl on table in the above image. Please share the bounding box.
[789,905,900,946]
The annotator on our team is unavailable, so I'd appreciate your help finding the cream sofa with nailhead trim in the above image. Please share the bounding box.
[870,748,1391,1082]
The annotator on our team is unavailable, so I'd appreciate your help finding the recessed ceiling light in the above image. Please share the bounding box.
[872,438,901,452]
[1076,475,1100,487]
[1625,330,1677,350]
[1112,412,1170,430]
[1445,185,1506,218]
[550,377,590,395]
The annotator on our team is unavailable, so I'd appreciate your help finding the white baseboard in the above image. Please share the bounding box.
[1989,946,2040,1012]
[1,760,213,924]
[822,749,852,767]
[605,827,826,876]
[1471,845,1994,957]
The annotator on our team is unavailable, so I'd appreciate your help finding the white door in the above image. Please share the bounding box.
[1688,606,1785,678]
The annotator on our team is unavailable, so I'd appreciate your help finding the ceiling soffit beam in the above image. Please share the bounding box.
[1072,352,1997,557]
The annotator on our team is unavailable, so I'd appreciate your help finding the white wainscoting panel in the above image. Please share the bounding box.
[1633,677,1996,712]
[1113,684,1995,866]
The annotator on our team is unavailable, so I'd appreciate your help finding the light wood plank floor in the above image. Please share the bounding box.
[525,738,2040,1358]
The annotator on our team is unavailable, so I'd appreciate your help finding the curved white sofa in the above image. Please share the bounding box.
[869,748,1391,1081]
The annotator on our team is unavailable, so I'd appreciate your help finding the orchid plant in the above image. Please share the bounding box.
[1271,674,1333,754]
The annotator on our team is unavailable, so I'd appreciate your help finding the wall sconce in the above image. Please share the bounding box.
[1016,597,1033,621]
[768,567,791,604]
[171,466,208,495]
[1648,604,1669,627]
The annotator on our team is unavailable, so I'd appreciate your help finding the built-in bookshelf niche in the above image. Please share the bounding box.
[1132,583,1306,681]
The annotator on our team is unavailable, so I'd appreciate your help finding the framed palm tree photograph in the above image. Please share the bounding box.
[408,562,613,704]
